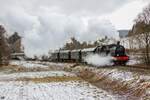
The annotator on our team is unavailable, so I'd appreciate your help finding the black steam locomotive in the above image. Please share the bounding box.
[50,43,129,65]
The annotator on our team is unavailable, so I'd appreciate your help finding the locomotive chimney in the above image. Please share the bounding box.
[117,41,120,45]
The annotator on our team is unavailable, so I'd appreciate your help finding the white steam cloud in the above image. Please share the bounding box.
[0,10,119,57]
[0,0,123,57]
[85,54,114,66]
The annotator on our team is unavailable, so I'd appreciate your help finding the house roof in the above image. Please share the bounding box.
[8,32,21,44]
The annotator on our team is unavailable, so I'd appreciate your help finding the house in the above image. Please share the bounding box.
[8,32,25,60]
[118,30,129,38]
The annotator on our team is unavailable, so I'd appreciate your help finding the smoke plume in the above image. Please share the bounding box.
[0,0,123,57]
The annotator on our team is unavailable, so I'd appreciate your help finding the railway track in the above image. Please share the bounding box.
[125,65,150,70]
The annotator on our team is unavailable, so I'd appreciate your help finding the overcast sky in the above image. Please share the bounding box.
[0,0,149,56]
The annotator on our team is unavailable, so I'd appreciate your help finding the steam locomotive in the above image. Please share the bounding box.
[50,42,129,65]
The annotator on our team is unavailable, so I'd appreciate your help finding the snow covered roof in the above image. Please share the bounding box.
[81,47,96,52]
[71,49,81,52]
[59,50,71,53]
[11,53,25,56]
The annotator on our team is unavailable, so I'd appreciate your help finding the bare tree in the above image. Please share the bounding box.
[62,36,113,50]
[131,4,150,65]
[0,25,10,65]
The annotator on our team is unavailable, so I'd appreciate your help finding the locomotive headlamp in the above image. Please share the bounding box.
[112,57,117,61]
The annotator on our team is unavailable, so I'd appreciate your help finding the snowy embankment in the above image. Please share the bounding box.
[64,65,150,99]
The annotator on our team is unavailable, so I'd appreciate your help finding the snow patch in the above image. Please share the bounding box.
[109,69,134,81]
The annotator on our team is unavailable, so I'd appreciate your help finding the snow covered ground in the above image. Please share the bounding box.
[0,81,115,100]
[10,61,49,68]
[127,55,141,65]
[0,71,75,81]
[7,60,150,100]
[0,60,117,100]
[10,60,73,68]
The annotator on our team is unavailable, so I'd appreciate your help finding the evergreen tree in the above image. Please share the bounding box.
[0,25,10,65]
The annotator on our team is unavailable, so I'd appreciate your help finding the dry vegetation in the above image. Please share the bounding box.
[0,64,48,73]
[16,76,82,83]
[64,64,150,99]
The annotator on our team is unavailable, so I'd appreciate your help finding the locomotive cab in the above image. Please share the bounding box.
[113,45,129,65]
[94,45,110,56]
